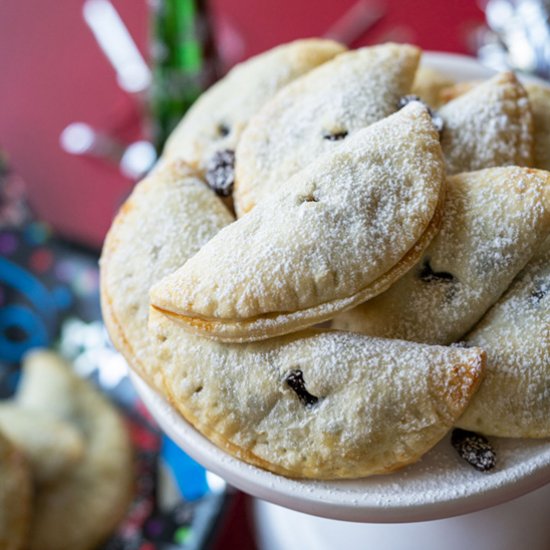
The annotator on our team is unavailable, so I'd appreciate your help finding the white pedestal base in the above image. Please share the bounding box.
[254,482,550,550]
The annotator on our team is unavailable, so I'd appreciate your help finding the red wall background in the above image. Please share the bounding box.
[0,0,485,248]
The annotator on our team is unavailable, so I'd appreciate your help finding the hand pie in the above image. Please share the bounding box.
[160,39,345,191]
[151,103,445,343]
[457,239,550,437]
[0,405,84,484]
[151,310,484,479]
[17,350,133,550]
[100,161,234,388]
[411,65,455,108]
[333,167,550,344]
[438,79,549,174]
[439,72,533,174]
[233,43,421,215]
[0,429,31,550]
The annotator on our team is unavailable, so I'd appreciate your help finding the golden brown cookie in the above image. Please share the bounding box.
[100,161,234,388]
[0,404,84,484]
[151,310,485,479]
[17,350,134,550]
[151,103,445,343]
[457,239,550,437]
[160,38,345,195]
[439,72,533,174]
[233,43,420,215]
[332,167,550,344]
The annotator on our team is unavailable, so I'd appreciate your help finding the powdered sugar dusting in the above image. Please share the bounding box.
[234,43,420,215]
[151,310,483,479]
[100,161,233,382]
[333,167,550,344]
[151,103,444,339]
[137,369,550,521]
[440,72,533,174]
[103,51,550,507]
[458,239,550,437]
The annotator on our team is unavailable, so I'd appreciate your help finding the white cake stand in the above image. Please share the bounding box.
[131,53,550,549]
[132,373,550,525]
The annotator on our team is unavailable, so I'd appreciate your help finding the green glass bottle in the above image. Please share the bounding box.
[149,0,218,152]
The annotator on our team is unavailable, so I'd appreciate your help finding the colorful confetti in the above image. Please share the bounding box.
[23,221,50,245]
[29,248,54,273]
[0,232,17,255]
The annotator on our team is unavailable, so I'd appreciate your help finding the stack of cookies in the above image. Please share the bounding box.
[101,41,550,480]
[0,350,133,550]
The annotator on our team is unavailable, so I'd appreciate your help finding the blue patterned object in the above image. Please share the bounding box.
[162,435,210,502]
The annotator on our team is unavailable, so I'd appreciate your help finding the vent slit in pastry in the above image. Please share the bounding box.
[217,123,230,138]
[419,258,456,283]
[322,129,348,141]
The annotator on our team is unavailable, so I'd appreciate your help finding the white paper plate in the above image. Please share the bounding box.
[132,52,550,524]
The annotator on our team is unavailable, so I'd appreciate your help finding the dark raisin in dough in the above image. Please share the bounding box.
[323,130,348,141]
[451,428,496,472]
[285,369,318,408]
[217,123,230,137]
[531,282,549,303]
[205,149,235,197]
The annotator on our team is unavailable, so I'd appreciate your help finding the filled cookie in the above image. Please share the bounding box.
[151,309,484,479]
[100,161,234,388]
[438,72,533,174]
[457,239,550,437]
[333,167,550,344]
[160,38,345,199]
[0,405,84,484]
[233,43,420,215]
[151,103,445,343]
[16,350,134,550]
[438,78,549,174]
